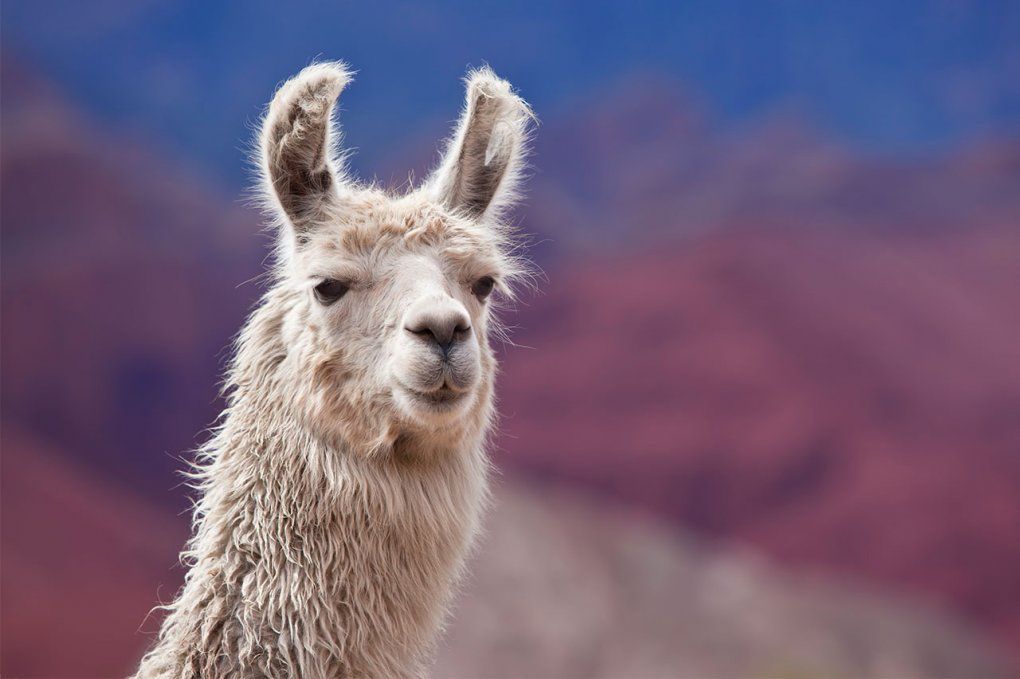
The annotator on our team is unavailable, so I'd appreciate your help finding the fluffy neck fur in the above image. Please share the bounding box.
[135,289,493,678]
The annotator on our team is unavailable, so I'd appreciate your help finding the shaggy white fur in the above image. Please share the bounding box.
[134,61,533,678]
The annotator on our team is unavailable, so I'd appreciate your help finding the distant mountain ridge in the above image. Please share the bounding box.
[496,226,1020,651]
[523,78,1020,256]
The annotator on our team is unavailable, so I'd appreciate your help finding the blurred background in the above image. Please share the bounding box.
[3,2,1020,677]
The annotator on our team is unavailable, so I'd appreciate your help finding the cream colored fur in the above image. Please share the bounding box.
[134,61,533,678]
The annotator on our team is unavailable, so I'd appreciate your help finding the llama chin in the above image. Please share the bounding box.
[134,60,534,678]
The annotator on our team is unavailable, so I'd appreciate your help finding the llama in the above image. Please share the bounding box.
[135,61,533,678]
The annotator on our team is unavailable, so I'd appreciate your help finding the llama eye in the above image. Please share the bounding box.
[313,279,349,305]
[471,276,496,301]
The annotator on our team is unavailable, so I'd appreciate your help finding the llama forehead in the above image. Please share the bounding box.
[300,194,506,280]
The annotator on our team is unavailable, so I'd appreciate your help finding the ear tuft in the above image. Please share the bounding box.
[429,67,534,222]
[260,62,353,233]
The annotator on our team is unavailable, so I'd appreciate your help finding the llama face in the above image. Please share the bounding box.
[259,62,531,443]
[289,198,507,428]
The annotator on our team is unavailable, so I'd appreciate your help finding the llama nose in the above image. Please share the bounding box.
[405,307,472,357]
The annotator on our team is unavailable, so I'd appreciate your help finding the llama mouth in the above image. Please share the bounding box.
[399,383,470,411]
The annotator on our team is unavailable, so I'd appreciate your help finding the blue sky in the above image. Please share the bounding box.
[4,1,1018,187]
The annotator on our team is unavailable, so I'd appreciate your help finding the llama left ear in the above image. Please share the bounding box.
[429,67,533,221]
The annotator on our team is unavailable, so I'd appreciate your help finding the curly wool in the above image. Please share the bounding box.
[135,60,533,679]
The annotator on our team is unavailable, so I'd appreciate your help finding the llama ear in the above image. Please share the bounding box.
[429,67,533,221]
[260,62,352,234]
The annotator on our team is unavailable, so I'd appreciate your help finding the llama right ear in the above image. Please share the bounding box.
[428,67,533,222]
[260,62,352,235]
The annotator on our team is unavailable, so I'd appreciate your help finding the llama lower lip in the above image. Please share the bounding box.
[402,385,469,409]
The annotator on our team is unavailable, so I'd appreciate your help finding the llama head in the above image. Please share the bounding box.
[257,62,532,453]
